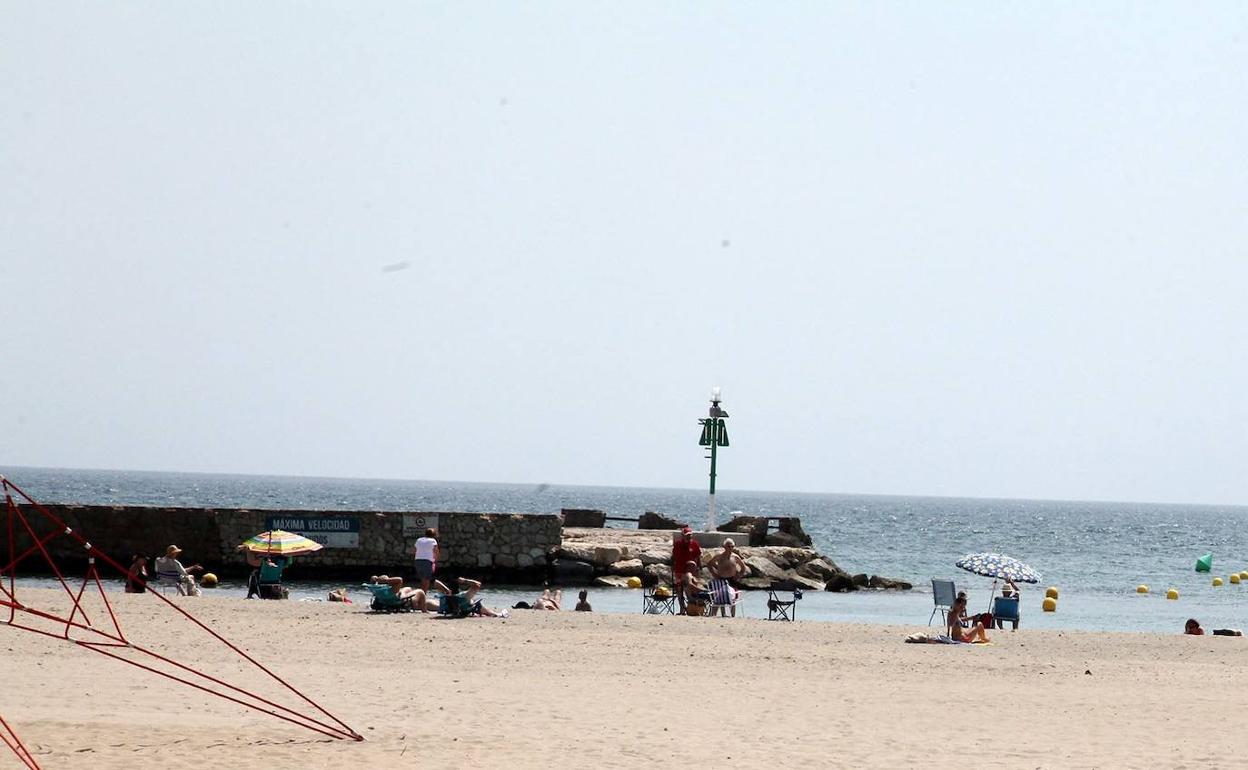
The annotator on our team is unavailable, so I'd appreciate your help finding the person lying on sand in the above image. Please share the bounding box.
[905,632,987,644]
[532,588,562,610]
[1185,618,1243,636]
[514,589,563,611]
[947,595,989,643]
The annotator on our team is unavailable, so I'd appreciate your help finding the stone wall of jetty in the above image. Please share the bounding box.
[1,503,909,591]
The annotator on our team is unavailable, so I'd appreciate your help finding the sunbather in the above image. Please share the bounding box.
[947,595,989,643]
[432,577,505,617]
[678,560,711,607]
[125,554,148,593]
[1185,618,1243,636]
[370,574,430,611]
[532,588,562,610]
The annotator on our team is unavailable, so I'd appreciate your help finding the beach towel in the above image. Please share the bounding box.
[905,632,991,645]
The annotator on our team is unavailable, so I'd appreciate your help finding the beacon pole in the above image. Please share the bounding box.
[698,387,730,531]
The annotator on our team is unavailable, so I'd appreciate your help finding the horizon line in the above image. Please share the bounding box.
[1,462,1244,511]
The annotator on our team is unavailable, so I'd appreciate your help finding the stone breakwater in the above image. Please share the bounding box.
[556,527,912,593]
[2,503,909,591]
[2,503,562,582]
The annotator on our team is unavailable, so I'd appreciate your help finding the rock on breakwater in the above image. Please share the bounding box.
[557,527,912,593]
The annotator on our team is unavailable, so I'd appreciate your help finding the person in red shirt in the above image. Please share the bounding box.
[671,526,702,614]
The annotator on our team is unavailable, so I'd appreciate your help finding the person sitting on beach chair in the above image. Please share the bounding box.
[947,595,989,643]
[677,560,712,615]
[239,546,291,599]
[432,577,506,618]
[366,575,428,612]
[154,545,202,596]
[671,526,702,614]
[257,554,290,600]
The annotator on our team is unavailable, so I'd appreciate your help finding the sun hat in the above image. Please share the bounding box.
[166,545,182,556]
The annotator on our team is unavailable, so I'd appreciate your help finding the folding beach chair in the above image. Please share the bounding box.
[642,585,677,615]
[257,557,287,600]
[766,587,802,621]
[437,593,482,618]
[706,579,743,618]
[929,579,957,626]
[364,583,415,613]
[154,572,186,596]
[151,551,185,594]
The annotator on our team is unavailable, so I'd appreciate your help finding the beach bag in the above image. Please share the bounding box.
[686,601,705,617]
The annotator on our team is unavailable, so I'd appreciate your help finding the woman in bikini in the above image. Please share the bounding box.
[947,595,989,643]
[532,588,562,610]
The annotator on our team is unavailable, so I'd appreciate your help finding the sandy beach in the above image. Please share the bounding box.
[2,588,1245,769]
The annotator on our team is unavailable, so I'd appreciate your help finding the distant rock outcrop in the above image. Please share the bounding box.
[638,511,685,530]
[868,575,913,590]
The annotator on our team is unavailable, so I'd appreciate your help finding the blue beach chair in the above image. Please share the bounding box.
[992,595,1020,630]
[437,593,481,618]
[364,583,415,612]
[257,557,288,600]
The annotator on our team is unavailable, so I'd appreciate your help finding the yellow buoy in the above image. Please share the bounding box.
[201,573,218,588]
[1231,574,1242,585]
[1042,596,1057,612]
[1166,588,1179,600]
[1136,585,1149,594]
[626,576,642,589]
[1213,577,1224,587]
[1045,586,1059,600]
[1240,571,1248,581]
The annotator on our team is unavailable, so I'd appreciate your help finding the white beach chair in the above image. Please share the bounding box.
[154,573,186,595]
[706,579,743,618]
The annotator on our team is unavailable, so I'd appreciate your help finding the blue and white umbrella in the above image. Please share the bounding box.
[955,552,1042,584]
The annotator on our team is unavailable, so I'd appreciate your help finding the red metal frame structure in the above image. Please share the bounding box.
[0,476,362,769]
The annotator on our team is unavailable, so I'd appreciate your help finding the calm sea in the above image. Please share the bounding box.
[5,465,1247,634]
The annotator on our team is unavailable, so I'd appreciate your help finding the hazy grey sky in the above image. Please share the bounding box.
[3,4,1245,505]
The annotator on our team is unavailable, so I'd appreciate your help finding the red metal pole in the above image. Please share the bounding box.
[0,478,362,742]
[0,712,41,770]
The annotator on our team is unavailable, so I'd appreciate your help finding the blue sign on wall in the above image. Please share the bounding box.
[265,515,360,548]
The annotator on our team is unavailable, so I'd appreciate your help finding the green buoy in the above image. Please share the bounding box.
[1195,553,1213,572]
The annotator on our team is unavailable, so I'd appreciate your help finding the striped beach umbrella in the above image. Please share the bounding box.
[955,552,1042,584]
[241,530,323,556]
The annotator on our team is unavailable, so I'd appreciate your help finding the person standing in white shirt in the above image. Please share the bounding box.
[413,529,439,591]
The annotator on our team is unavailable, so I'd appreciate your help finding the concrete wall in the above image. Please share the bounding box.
[2,503,562,582]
